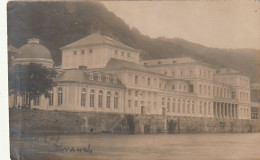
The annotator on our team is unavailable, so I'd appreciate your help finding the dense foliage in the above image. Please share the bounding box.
[9,63,57,107]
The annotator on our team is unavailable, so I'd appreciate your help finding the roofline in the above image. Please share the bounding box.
[56,80,126,89]
[60,42,140,53]
[143,61,216,69]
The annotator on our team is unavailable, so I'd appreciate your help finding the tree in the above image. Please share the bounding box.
[9,63,57,108]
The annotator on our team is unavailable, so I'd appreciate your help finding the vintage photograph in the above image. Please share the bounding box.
[7,0,260,159]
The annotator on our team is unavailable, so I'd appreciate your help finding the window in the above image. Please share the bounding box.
[232,91,236,99]
[127,52,130,57]
[98,74,101,82]
[22,92,30,105]
[121,52,124,56]
[81,50,85,54]
[187,100,190,114]
[182,100,186,113]
[208,86,211,96]
[135,90,138,97]
[98,90,103,108]
[73,51,77,55]
[128,100,131,108]
[192,101,195,113]
[199,85,202,94]
[114,92,119,109]
[199,101,202,114]
[164,71,168,75]
[58,88,63,106]
[184,85,186,91]
[172,72,175,76]
[90,89,95,107]
[114,50,118,55]
[135,75,138,84]
[106,76,109,83]
[89,73,93,80]
[167,98,170,112]
[208,102,211,114]
[147,78,151,86]
[204,86,207,95]
[113,77,117,84]
[33,96,40,106]
[171,85,175,90]
[172,99,175,112]
[161,97,165,106]
[177,99,181,113]
[13,94,17,106]
[134,100,138,107]
[190,70,193,75]
[106,91,111,108]
[49,91,54,106]
[89,49,93,54]
[181,70,184,76]
[81,88,86,107]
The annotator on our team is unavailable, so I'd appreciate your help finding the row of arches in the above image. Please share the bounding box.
[80,88,119,109]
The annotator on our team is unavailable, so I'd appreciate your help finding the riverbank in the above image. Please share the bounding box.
[9,109,260,135]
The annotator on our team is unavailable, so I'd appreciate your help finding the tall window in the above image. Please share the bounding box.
[98,90,103,108]
[49,91,54,106]
[187,100,190,114]
[199,101,202,114]
[128,100,131,108]
[192,101,195,114]
[58,88,63,106]
[167,98,170,112]
[135,75,138,84]
[90,89,95,107]
[182,99,186,113]
[33,96,40,106]
[135,100,138,107]
[177,99,181,113]
[172,99,175,112]
[161,97,165,106]
[22,92,30,105]
[208,102,211,114]
[81,88,86,107]
[199,85,202,95]
[147,78,151,86]
[114,92,119,109]
[106,91,111,108]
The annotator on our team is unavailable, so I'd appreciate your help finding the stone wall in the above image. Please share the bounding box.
[9,109,260,135]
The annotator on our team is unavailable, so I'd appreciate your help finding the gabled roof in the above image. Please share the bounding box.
[56,69,125,89]
[61,33,138,52]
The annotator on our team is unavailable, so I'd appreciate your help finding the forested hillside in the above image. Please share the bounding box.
[7,1,260,82]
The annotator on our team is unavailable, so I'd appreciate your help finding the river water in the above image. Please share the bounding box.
[11,133,260,160]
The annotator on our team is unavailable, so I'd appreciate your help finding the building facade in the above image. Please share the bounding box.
[9,33,255,120]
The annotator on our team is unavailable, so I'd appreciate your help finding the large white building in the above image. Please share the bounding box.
[9,33,254,120]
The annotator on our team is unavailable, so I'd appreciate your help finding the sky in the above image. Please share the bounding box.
[102,0,260,49]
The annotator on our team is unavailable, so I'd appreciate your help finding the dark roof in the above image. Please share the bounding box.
[104,58,190,82]
[105,58,152,72]
[16,43,52,60]
[61,33,138,51]
[56,69,125,89]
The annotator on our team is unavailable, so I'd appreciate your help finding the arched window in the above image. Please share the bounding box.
[58,88,63,106]
[49,90,54,106]
[81,88,86,107]
[106,91,111,108]
[114,92,119,109]
[98,90,103,108]
[33,96,40,106]
[22,92,30,105]
[90,89,95,107]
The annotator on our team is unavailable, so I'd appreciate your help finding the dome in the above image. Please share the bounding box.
[16,38,52,60]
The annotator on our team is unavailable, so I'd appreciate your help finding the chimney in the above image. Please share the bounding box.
[28,38,40,44]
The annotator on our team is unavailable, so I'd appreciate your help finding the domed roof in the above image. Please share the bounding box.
[16,38,52,60]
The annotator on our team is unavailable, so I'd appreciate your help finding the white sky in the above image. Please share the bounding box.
[102,0,260,49]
